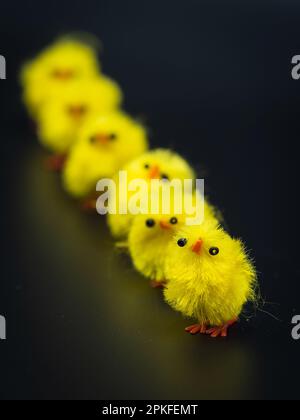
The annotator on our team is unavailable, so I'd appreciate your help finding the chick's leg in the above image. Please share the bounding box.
[81,198,97,212]
[45,154,67,171]
[206,318,238,338]
[150,280,167,289]
[185,324,207,335]
[81,192,101,212]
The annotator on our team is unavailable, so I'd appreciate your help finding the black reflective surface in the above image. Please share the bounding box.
[1,0,300,400]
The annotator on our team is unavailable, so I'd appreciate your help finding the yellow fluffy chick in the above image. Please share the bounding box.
[164,221,257,338]
[63,112,148,198]
[107,149,196,239]
[21,38,100,117]
[128,194,219,288]
[37,77,122,154]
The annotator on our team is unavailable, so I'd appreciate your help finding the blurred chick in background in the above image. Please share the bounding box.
[20,37,100,118]
[37,77,122,168]
[128,192,219,288]
[107,149,195,239]
[164,221,257,338]
[63,111,148,199]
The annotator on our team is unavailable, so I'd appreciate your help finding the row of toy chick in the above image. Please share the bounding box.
[21,36,257,338]
[21,37,148,199]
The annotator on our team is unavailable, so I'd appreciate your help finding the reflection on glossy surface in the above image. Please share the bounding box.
[2,0,300,399]
[0,146,261,399]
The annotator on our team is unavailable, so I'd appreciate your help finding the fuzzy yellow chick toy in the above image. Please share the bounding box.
[21,37,100,118]
[164,220,257,338]
[107,149,195,239]
[37,76,122,166]
[63,111,148,199]
[128,192,219,288]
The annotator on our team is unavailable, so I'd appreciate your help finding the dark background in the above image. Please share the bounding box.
[0,0,299,400]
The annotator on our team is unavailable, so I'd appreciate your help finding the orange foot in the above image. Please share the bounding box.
[185,324,207,335]
[150,280,166,289]
[81,199,97,212]
[206,318,238,338]
[45,154,66,171]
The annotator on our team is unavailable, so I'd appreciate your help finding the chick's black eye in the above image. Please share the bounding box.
[177,238,187,247]
[209,247,219,256]
[161,174,169,181]
[144,164,150,169]
[109,133,117,140]
[146,219,155,228]
[170,217,178,225]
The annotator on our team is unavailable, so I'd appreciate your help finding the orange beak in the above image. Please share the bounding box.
[68,105,87,120]
[53,69,74,80]
[159,220,171,230]
[192,239,203,254]
[148,165,160,179]
[92,134,111,146]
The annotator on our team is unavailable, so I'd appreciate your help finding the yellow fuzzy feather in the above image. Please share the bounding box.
[128,192,219,284]
[63,112,148,198]
[164,221,257,328]
[37,77,122,153]
[107,149,196,238]
[20,38,100,117]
